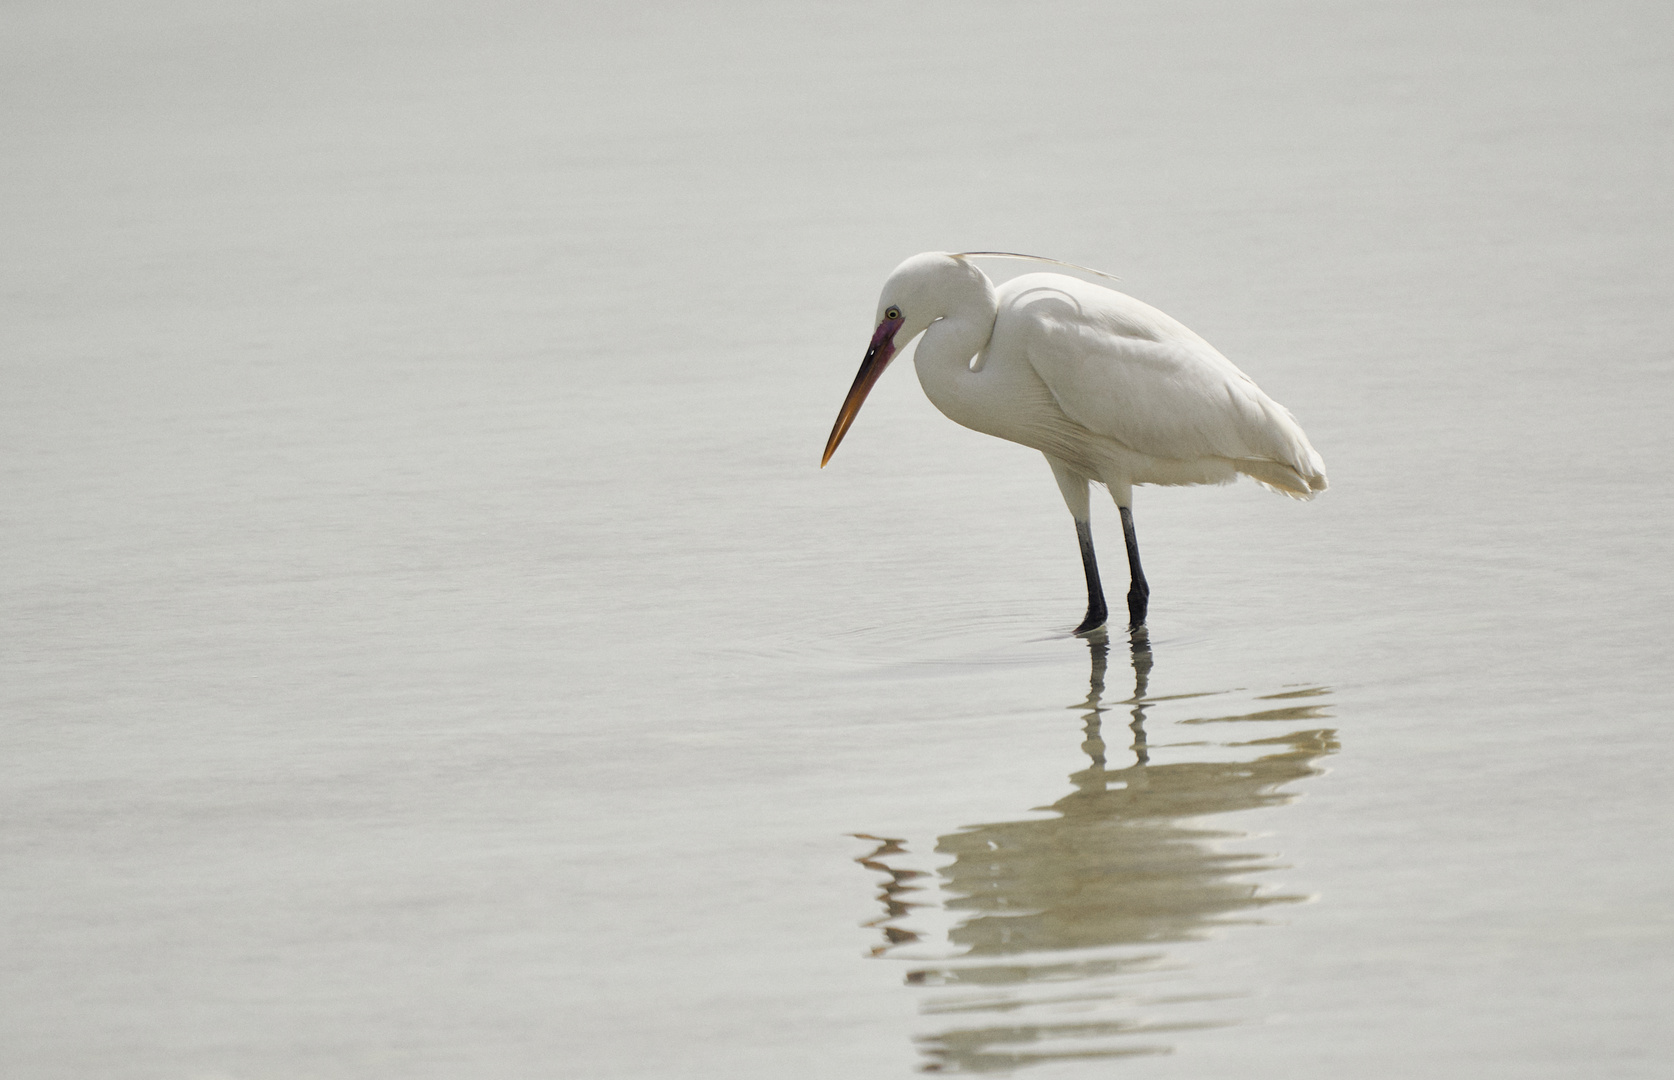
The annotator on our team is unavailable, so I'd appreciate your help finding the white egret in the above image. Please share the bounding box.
[821,251,1327,633]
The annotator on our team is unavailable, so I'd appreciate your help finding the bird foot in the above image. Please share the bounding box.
[1126,588,1148,630]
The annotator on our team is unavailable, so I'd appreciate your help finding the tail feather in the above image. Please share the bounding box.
[1238,458,1329,500]
[1243,393,1328,500]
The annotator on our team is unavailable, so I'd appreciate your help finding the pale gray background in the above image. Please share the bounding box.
[3,1,1671,1077]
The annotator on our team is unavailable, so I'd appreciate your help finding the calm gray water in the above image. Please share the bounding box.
[4,1,1672,1076]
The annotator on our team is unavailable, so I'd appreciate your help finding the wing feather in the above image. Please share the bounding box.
[997,275,1326,495]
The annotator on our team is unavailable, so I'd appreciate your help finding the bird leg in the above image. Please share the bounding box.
[1073,519,1108,635]
[1119,505,1149,629]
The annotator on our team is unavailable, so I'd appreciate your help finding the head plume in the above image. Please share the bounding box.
[952,251,1122,284]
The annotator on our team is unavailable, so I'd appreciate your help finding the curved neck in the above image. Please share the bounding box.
[910,289,998,407]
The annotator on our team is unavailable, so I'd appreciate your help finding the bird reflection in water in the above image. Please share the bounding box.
[856,633,1338,1073]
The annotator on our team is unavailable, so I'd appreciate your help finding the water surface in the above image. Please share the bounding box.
[3,1,1672,1077]
[858,636,1340,1071]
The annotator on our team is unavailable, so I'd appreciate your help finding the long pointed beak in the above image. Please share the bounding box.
[821,317,902,467]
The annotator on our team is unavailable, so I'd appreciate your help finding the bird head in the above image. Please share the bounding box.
[821,253,991,467]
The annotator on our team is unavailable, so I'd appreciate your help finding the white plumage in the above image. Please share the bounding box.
[822,251,1327,633]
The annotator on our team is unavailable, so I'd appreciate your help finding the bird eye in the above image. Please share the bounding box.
[885,306,901,321]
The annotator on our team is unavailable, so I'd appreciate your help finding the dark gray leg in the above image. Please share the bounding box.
[1073,519,1108,635]
[1119,505,1149,629]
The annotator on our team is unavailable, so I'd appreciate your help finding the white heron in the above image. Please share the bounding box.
[821,251,1327,634]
